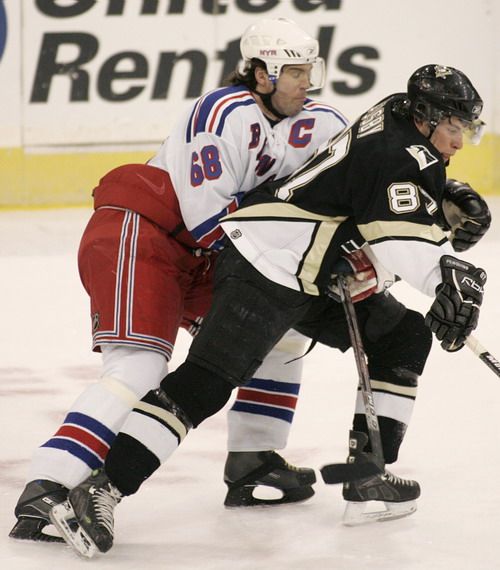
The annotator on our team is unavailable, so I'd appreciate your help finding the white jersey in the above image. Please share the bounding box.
[148,84,348,250]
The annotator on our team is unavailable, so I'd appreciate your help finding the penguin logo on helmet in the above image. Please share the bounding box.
[434,65,453,79]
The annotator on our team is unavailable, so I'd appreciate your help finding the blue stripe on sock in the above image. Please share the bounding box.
[243,378,301,395]
[64,412,116,445]
[41,438,103,470]
[231,401,294,423]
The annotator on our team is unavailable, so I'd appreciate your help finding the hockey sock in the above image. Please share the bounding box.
[105,432,160,496]
[105,361,234,495]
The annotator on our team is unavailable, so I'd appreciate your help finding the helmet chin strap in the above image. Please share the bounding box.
[424,122,449,165]
[254,87,288,121]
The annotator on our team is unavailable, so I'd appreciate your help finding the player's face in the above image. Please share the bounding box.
[271,64,312,117]
[429,117,465,162]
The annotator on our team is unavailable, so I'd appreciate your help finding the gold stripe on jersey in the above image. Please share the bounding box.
[223,203,348,295]
[223,201,343,223]
[298,219,347,295]
[358,219,447,244]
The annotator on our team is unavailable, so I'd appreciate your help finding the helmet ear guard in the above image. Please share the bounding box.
[239,18,325,90]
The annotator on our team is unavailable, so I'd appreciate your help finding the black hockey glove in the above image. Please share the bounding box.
[437,179,491,252]
[425,255,486,352]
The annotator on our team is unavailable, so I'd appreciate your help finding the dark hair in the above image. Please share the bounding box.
[224,58,267,89]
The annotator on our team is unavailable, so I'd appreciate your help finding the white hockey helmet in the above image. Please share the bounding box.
[240,18,325,90]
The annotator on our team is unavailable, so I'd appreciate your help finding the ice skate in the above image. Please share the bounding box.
[224,451,316,507]
[9,479,70,543]
[50,468,122,558]
[342,431,420,526]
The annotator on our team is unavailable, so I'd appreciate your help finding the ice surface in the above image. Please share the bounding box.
[1,204,499,570]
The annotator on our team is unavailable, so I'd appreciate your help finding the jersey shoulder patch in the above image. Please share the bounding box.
[405,145,439,170]
[186,85,256,142]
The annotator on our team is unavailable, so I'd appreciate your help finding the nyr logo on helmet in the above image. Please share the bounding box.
[0,0,7,64]
[260,49,277,56]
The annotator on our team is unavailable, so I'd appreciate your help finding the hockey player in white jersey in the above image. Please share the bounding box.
[10,18,350,542]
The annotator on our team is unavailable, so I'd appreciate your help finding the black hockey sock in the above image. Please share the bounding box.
[105,432,160,496]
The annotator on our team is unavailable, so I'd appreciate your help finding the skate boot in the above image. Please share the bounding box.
[9,479,69,543]
[342,431,420,526]
[224,451,316,507]
[50,468,122,558]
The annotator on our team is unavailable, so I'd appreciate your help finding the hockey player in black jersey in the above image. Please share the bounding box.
[50,64,491,557]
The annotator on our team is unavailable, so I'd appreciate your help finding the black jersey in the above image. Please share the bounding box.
[221,94,454,297]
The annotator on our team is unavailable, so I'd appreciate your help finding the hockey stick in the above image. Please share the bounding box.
[321,276,384,484]
[466,335,500,378]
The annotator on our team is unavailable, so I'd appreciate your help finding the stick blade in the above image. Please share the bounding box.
[320,461,382,484]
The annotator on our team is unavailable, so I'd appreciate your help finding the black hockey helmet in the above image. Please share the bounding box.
[408,65,483,141]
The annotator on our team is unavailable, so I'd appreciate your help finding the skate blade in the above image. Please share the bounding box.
[342,499,417,526]
[224,484,314,507]
[9,517,66,543]
[49,501,97,558]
